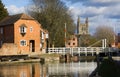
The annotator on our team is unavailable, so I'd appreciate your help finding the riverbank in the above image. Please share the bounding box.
[98,58,120,77]
[90,57,120,77]
[0,53,60,65]
[0,59,41,65]
[0,53,97,64]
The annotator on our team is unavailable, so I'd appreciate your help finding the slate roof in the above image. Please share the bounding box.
[0,13,35,26]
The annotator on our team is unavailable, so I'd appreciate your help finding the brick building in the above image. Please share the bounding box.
[0,13,48,54]
[66,35,78,47]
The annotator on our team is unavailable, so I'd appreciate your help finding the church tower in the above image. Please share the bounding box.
[77,16,80,34]
[77,17,89,47]
[85,17,89,34]
[77,16,89,35]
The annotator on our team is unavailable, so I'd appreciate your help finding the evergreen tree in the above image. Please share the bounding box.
[0,0,8,21]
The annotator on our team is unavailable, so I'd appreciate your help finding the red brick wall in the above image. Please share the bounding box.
[66,35,78,47]
[14,19,41,53]
[0,43,19,55]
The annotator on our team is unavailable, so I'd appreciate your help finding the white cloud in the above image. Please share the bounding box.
[65,0,120,34]
[6,5,26,15]
[92,0,120,3]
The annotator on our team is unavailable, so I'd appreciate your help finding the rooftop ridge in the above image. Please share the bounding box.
[0,13,35,26]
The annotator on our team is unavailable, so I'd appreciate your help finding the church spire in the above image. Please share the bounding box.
[77,16,80,34]
[85,17,88,26]
[85,17,89,34]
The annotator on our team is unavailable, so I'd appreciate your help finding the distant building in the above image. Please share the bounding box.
[66,35,78,47]
[114,33,120,48]
[118,33,120,42]
[77,16,89,35]
[77,16,89,47]
[0,13,48,54]
[66,17,89,47]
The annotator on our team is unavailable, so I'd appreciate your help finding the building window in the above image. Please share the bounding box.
[20,40,27,46]
[30,27,33,32]
[68,42,70,45]
[20,26,27,33]
[73,43,75,45]
[0,28,3,34]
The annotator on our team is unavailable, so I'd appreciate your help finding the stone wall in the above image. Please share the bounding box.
[0,43,20,55]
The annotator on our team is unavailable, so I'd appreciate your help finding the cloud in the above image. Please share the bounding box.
[64,0,120,19]
[64,0,120,7]
[62,0,120,34]
[103,5,120,19]
[6,5,26,15]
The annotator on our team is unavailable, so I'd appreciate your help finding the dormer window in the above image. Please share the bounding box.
[20,24,27,36]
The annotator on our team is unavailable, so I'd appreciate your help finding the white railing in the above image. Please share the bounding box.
[48,47,105,56]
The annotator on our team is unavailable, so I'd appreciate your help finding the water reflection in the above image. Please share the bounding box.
[48,62,97,77]
[0,62,96,77]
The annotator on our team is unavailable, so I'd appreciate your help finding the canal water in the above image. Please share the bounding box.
[0,61,97,77]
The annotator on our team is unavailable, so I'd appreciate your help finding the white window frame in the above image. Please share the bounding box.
[41,32,44,40]
[30,27,33,32]
[20,26,27,33]
[20,40,27,46]
[46,33,49,39]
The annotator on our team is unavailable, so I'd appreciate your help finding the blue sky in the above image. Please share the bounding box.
[2,0,120,34]
[2,0,30,7]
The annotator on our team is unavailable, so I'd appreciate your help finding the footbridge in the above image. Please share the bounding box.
[47,47,110,56]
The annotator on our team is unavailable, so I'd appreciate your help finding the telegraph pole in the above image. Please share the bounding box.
[65,23,66,47]
[113,24,116,47]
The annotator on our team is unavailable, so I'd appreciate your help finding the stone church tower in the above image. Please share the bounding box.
[77,16,89,35]
[77,16,89,47]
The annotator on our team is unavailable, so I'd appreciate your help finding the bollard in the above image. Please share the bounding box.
[40,58,45,65]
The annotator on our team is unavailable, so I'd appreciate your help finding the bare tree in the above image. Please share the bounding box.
[27,0,75,47]
[93,25,115,46]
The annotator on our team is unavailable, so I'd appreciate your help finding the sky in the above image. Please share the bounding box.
[2,0,120,34]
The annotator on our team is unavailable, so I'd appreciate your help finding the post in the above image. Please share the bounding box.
[104,39,106,48]
[78,48,80,56]
[102,39,105,49]
[71,48,73,56]
[95,50,101,77]
[85,48,87,56]
[64,23,67,47]
[46,39,49,53]
[92,48,94,56]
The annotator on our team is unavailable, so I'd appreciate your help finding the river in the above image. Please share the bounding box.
[0,61,97,77]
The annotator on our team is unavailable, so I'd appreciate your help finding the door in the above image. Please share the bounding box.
[30,40,35,52]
